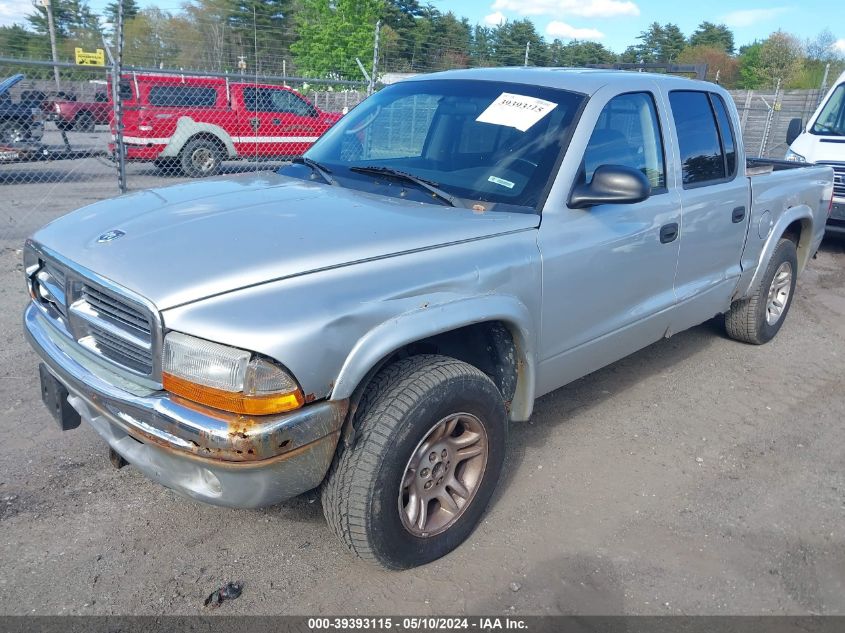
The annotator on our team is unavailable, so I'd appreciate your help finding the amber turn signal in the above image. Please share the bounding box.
[163,372,304,415]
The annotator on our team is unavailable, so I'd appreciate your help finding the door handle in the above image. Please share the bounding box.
[732,206,746,223]
[271,118,281,125]
[659,222,679,244]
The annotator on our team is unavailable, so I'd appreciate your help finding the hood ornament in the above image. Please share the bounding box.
[97,229,126,243]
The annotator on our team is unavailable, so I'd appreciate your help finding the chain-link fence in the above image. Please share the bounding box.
[0,57,831,232]
[115,68,365,187]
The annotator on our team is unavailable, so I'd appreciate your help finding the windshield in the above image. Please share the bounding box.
[811,83,845,136]
[281,79,586,212]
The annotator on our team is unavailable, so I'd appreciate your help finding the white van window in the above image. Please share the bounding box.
[812,84,845,136]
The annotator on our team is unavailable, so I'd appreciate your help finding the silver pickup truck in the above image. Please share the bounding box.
[24,69,834,569]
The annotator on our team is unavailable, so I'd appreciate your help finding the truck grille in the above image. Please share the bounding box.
[27,246,160,382]
[818,162,845,198]
[85,323,154,374]
[81,285,152,336]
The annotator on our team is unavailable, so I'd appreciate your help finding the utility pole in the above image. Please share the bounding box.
[370,20,381,96]
[524,41,530,67]
[113,0,127,194]
[39,0,61,90]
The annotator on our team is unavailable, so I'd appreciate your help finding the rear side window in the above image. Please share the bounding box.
[118,80,133,101]
[148,85,218,108]
[242,87,314,115]
[669,91,726,186]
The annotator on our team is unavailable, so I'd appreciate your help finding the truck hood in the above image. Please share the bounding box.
[32,173,539,310]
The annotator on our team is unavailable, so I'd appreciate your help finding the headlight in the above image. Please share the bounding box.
[784,148,806,162]
[162,332,304,415]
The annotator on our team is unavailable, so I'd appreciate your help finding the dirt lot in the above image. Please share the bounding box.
[0,159,843,615]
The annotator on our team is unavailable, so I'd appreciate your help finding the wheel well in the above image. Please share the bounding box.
[75,110,92,120]
[349,321,519,416]
[781,217,812,270]
[184,133,227,156]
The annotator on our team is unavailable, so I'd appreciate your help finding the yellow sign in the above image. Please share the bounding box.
[75,47,105,66]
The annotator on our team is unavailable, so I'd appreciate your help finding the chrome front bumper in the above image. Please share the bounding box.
[24,303,347,508]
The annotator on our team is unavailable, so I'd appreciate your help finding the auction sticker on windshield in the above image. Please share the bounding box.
[476,92,558,132]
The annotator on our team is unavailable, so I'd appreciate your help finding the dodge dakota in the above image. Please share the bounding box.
[23,68,834,569]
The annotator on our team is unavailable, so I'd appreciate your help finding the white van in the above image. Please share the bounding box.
[786,70,845,234]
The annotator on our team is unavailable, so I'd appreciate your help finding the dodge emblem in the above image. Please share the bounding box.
[97,229,126,243]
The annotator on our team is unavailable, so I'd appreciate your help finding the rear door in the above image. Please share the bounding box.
[667,90,750,328]
[237,86,322,158]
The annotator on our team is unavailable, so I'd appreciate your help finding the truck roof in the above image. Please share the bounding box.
[409,67,716,96]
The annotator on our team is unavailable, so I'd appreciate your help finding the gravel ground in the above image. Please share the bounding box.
[0,152,843,615]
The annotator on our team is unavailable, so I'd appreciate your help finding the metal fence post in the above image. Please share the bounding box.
[370,20,380,96]
[113,0,127,194]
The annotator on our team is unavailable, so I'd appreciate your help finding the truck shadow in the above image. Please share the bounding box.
[494,318,723,502]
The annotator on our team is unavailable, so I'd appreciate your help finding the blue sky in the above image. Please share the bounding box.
[2,0,843,55]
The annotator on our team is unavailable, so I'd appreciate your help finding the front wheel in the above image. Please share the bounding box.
[725,237,798,344]
[322,355,507,569]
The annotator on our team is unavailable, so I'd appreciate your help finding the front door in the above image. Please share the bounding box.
[237,86,322,158]
[536,90,682,395]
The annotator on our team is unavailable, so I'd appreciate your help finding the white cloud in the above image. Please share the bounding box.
[546,21,605,40]
[492,0,639,18]
[720,7,790,28]
[0,1,29,27]
[835,39,845,53]
[484,11,506,26]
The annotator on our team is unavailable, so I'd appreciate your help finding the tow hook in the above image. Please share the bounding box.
[109,447,128,470]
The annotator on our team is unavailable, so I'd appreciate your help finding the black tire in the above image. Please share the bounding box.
[725,237,798,344]
[178,137,223,178]
[55,120,73,132]
[322,355,508,569]
[74,111,96,132]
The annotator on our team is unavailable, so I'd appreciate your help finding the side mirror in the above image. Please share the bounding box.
[786,118,803,145]
[569,165,651,209]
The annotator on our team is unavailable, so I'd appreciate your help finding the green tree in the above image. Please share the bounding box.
[688,21,734,54]
[104,0,141,28]
[738,41,765,88]
[759,30,804,88]
[633,22,687,63]
[634,22,664,62]
[549,40,617,66]
[27,0,101,55]
[122,7,187,67]
[660,23,686,61]
[290,0,384,79]
[491,19,547,66]
[227,0,296,74]
[0,24,41,58]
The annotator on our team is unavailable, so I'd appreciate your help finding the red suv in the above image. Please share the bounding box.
[111,73,344,177]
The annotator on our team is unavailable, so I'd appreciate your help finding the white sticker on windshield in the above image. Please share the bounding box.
[488,175,515,189]
[476,93,557,132]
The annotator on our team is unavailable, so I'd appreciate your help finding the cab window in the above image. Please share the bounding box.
[582,92,666,190]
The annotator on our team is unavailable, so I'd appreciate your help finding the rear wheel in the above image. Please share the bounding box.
[179,137,223,178]
[74,111,96,133]
[322,355,507,569]
[55,120,73,132]
[725,237,798,344]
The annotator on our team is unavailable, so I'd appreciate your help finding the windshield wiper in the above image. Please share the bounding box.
[349,165,462,207]
[293,156,336,185]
